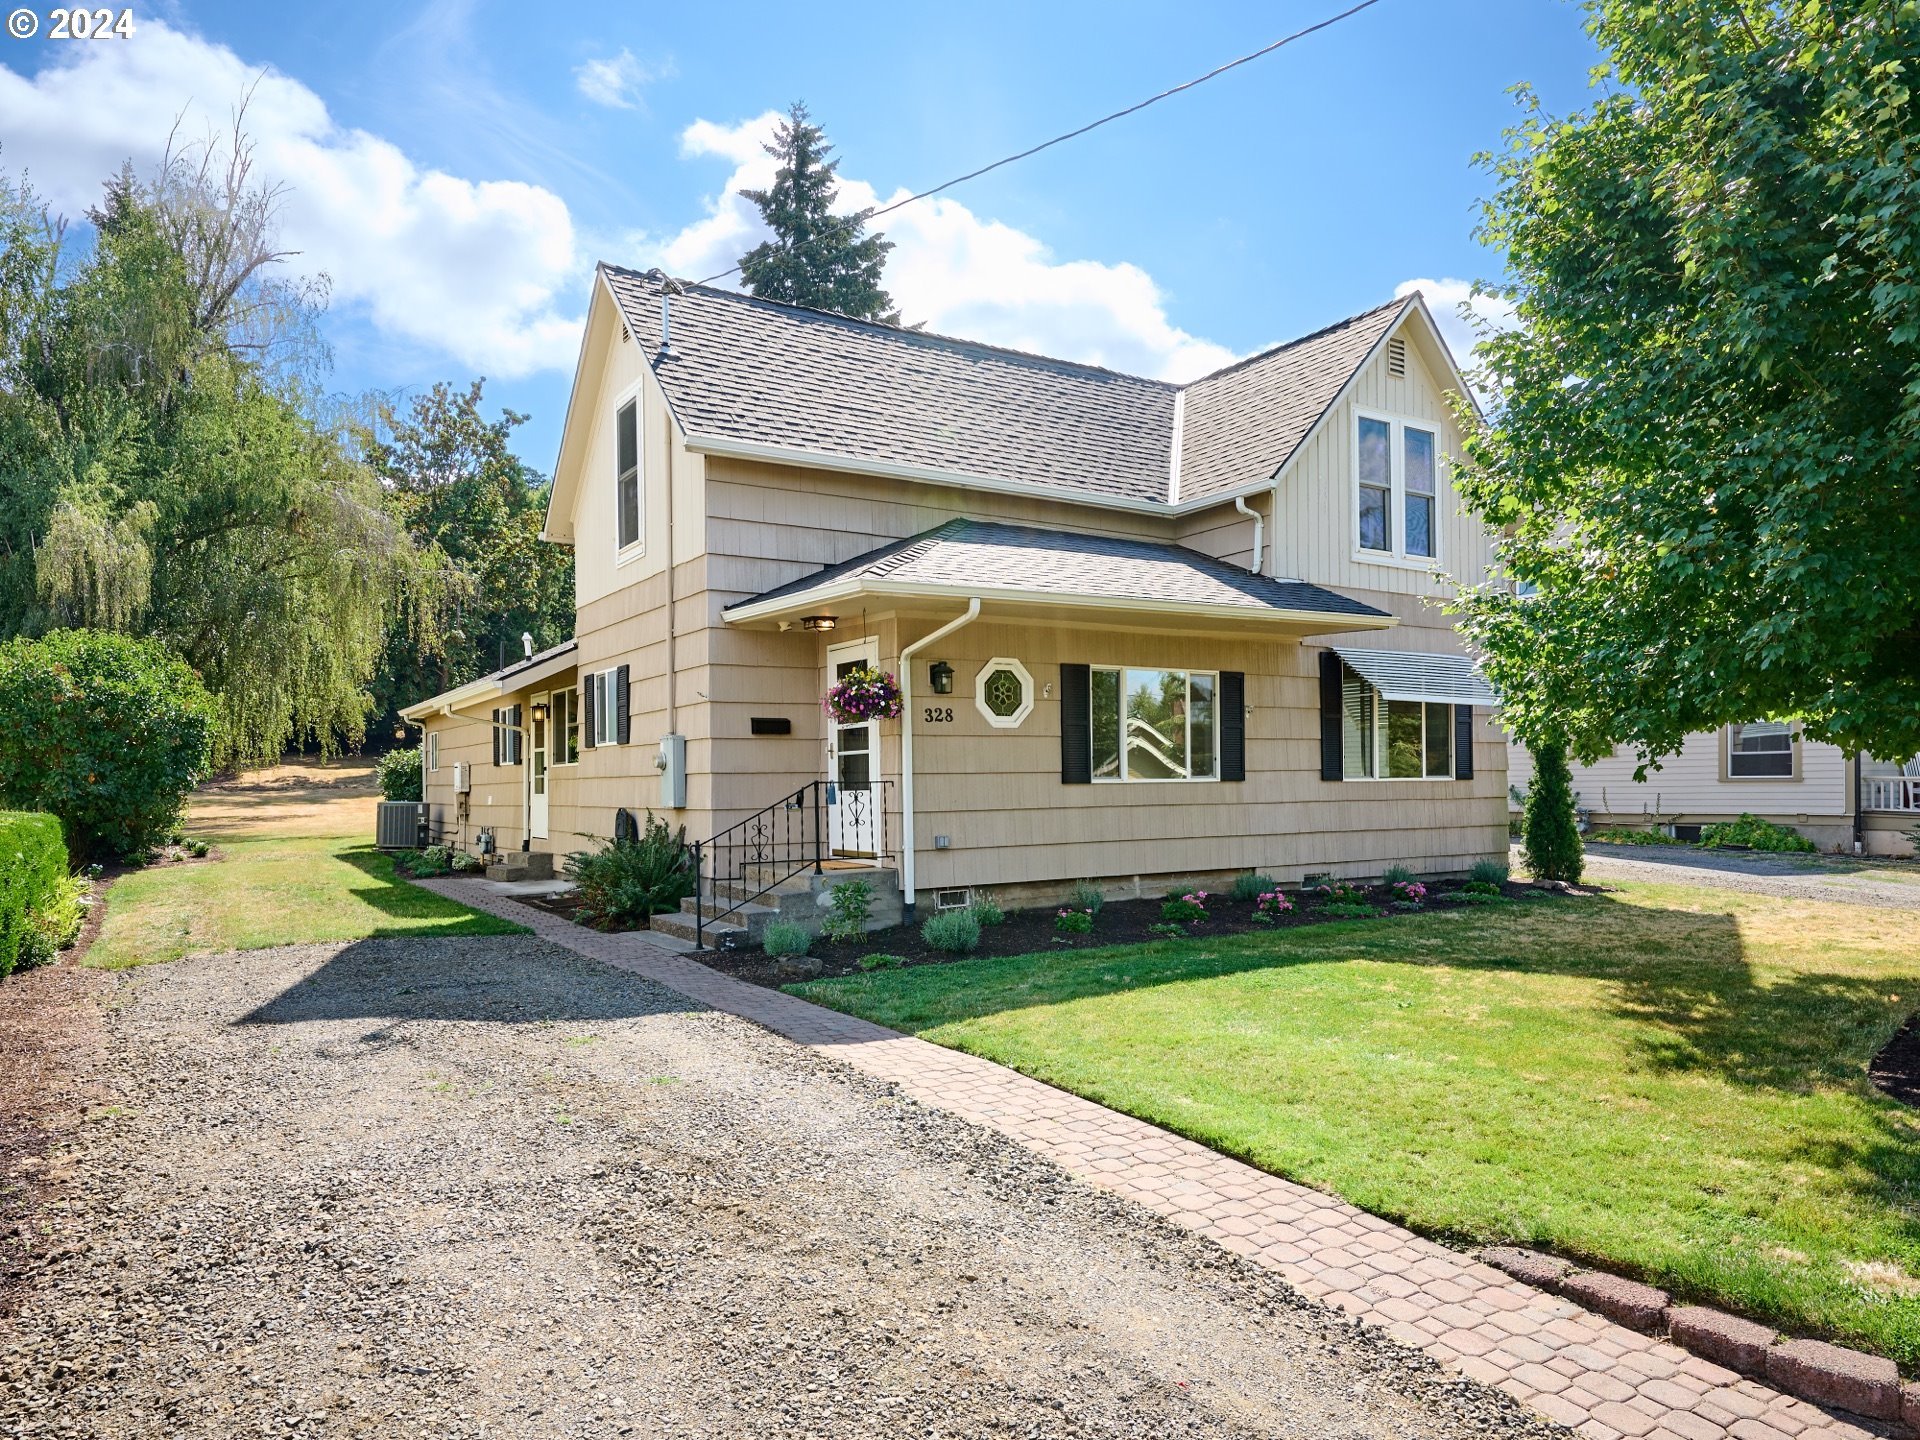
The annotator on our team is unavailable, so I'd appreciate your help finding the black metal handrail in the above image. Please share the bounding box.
[690,779,893,948]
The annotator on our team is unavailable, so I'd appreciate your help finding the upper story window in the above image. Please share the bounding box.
[1726,721,1794,779]
[1355,410,1441,563]
[615,397,641,553]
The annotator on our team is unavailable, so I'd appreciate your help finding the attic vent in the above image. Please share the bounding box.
[621,323,631,344]
[1387,336,1408,378]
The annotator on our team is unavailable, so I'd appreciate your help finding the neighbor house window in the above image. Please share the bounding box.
[427,731,439,771]
[1356,412,1442,562]
[1341,666,1454,780]
[615,397,641,552]
[550,687,578,765]
[1090,667,1217,782]
[1727,721,1794,778]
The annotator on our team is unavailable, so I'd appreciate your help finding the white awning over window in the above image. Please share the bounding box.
[1332,647,1497,706]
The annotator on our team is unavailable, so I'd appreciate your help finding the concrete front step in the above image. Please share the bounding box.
[646,910,746,947]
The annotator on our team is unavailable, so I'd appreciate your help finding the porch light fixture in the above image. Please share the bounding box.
[800,615,837,632]
[530,701,549,722]
[928,660,954,695]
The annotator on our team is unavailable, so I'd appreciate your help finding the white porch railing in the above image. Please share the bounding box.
[1865,777,1920,813]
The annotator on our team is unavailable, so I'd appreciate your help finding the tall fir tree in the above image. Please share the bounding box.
[1522,735,1585,885]
[737,102,897,322]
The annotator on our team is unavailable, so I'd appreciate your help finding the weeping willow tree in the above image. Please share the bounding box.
[0,126,443,767]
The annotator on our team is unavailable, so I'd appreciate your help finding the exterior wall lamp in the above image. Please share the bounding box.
[928,660,954,695]
[800,616,837,632]
[530,701,549,722]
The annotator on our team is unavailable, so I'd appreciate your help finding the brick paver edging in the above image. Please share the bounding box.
[416,878,1894,1440]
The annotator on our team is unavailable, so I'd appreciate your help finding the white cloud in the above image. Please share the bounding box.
[0,19,585,377]
[1394,276,1517,372]
[574,48,671,111]
[654,113,1238,382]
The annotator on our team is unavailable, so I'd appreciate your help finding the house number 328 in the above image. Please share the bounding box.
[922,706,954,724]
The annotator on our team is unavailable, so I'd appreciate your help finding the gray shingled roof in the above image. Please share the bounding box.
[603,266,1414,509]
[724,519,1391,621]
[1178,299,1409,503]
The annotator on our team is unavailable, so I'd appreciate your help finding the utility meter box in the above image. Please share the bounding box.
[657,733,687,809]
[452,761,472,794]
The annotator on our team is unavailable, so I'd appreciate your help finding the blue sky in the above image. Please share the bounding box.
[1,0,1601,472]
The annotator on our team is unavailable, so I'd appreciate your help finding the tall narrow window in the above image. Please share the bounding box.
[1404,426,1436,558]
[1358,416,1392,552]
[615,399,640,551]
[1342,668,1376,779]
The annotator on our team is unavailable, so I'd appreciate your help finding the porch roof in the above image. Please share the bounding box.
[722,519,1395,634]
[399,639,579,721]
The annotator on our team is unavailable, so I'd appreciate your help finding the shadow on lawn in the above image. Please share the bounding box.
[232,932,697,1029]
[333,846,498,925]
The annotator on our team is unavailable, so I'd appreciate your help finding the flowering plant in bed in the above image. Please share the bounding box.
[1160,891,1209,925]
[1251,889,1293,923]
[1310,880,1368,907]
[1054,906,1094,935]
[823,666,903,723]
[1390,880,1427,905]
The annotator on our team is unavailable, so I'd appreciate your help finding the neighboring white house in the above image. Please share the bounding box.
[1507,726,1920,855]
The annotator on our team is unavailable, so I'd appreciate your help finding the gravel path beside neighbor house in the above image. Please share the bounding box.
[0,934,1556,1440]
[1579,844,1920,910]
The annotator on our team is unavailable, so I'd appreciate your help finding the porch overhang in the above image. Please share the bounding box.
[1331,646,1497,706]
[399,640,581,721]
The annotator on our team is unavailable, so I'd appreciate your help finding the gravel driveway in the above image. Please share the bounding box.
[1579,842,1920,909]
[1,935,1555,1440]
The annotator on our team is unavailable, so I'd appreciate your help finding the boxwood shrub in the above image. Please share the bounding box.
[0,630,217,861]
[1,811,69,979]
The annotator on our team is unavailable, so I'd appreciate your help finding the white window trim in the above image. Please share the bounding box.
[1090,665,1222,785]
[1353,406,1444,568]
[550,685,579,767]
[427,731,439,771]
[1341,669,1458,782]
[613,382,646,564]
[975,657,1035,729]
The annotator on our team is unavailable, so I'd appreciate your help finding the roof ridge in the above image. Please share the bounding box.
[603,264,1180,390]
[1177,294,1413,390]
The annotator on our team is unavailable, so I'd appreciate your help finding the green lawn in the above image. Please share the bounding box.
[793,883,1920,1368]
[89,835,524,969]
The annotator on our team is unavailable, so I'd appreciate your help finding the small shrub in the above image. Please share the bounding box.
[762,920,811,957]
[969,895,1006,927]
[1229,871,1279,903]
[821,878,874,943]
[1068,881,1106,915]
[0,812,71,979]
[1321,901,1380,919]
[0,630,218,861]
[1390,879,1427,905]
[449,850,481,873]
[1522,735,1585,883]
[15,872,88,971]
[376,747,424,802]
[1463,878,1503,898]
[398,845,454,878]
[1587,828,1682,847]
[187,839,211,858]
[1467,857,1510,887]
[857,952,906,971]
[1253,889,1293,922]
[1054,907,1094,935]
[1160,891,1210,925]
[563,812,696,927]
[1697,814,1816,853]
[920,907,982,955]
[1310,880,1368,906]
[1146,922,1186,939]
[1380,863,1417,886]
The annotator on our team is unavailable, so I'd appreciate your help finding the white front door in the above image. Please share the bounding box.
[529,693,550,840]
[825,638,880,859]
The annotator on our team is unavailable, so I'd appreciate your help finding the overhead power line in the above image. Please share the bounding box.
[695,0,1384,287]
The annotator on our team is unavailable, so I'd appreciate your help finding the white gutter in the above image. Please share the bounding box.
[897,598,982,914]
[1234,495,1265,576]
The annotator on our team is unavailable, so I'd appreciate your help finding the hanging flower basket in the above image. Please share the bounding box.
[823,665,903,723]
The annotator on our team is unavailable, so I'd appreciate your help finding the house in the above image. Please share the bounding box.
[401,266,1508,939]
[1507,730,1920,855]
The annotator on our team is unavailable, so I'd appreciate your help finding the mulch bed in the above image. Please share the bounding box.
[1870,1012,1920,1109]
[696,878,1571,990]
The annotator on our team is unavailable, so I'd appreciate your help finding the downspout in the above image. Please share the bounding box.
[1234,494,1265,576]
[898,598,982,917]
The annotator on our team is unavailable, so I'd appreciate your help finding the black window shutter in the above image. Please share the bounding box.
[509,705,522,765]
[1319,652,1344,782]
[1219,671,1246,781]
[491,709,501,767]
[583,674,597,748]
[615,665,631,745]
[1059,664,1091,784]
[1454,705,1475,780]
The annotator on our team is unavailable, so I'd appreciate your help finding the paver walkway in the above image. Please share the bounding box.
[421,878,1892,1440]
